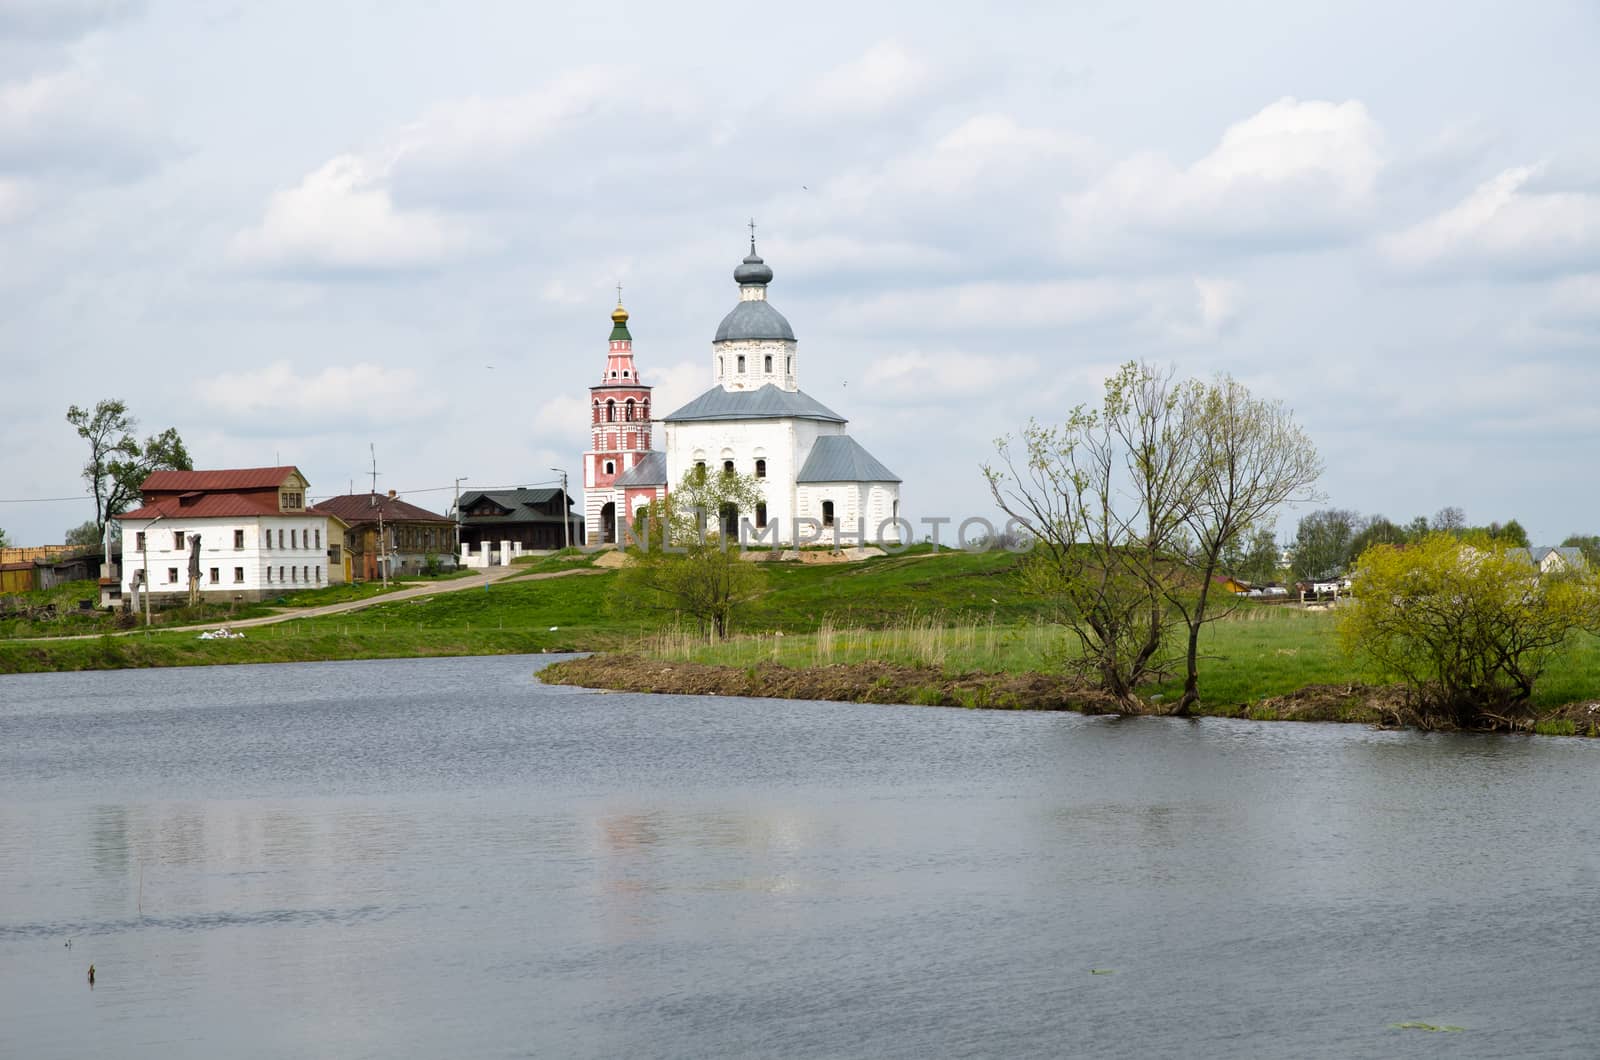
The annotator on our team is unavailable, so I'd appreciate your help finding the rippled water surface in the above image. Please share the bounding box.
[3,654,1599,1058]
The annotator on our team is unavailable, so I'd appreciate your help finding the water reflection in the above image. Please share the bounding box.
[3,656,1600,1060]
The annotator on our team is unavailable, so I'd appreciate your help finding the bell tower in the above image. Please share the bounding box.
[583,291,654,544]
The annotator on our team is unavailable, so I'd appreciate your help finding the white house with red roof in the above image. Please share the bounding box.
[118,466,349,604]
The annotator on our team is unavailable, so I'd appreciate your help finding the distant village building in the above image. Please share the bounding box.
[117,466,349,603]
[317,490,457,580]
[457,488,583,565]
[584,235,902,546]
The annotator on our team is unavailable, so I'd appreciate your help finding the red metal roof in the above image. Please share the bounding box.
[121,495,282,520]
[141,466,302,492]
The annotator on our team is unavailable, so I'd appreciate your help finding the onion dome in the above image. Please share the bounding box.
[609,299,631,341]
[734,248,774,286]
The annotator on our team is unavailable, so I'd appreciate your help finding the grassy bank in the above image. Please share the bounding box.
[5,548,1597,735]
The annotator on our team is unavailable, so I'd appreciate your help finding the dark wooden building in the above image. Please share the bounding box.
[458,489,583,552]
[317,491,457,580]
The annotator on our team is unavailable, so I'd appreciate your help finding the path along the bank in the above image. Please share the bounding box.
[11,566,601,642]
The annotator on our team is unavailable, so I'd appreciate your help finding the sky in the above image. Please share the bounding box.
[2,0,1598,548]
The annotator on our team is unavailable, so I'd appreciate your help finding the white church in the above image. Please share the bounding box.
[583,236,902,546]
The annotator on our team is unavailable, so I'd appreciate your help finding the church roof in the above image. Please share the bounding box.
[797,435,901,484]
[713,299,795,342]
[663,384,845,423]
[613,451,668,487]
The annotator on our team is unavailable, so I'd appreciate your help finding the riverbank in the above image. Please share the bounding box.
[540,653,1412,725]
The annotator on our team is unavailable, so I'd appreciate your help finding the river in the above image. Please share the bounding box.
[2,654,1597,1058]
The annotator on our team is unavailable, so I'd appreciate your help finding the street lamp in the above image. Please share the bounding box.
[550,468,570,551]
[140,513,165,628]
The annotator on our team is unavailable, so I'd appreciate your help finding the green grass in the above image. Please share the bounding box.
[3,548,1596,724]
[508,548,603,574]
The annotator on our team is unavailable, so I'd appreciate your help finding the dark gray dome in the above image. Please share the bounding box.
[734,251,773,286]
[714,299,795,342]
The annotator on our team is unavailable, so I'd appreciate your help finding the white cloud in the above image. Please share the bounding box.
[829,279,1146,332]
[0,0,142,39]
[1382,164,1600,276]
[798,42,932,117]
[643,359,709,422]
[0,65,164,177]
[863,352,1035,399]
[198,361,445,426]
[1064,97,1384,250]
[228,153,484,271]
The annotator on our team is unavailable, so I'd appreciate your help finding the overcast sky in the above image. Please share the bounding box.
[2,0,1598,547]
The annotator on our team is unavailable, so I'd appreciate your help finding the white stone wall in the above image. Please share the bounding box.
[713,338,798,392]
[119,514,339,600]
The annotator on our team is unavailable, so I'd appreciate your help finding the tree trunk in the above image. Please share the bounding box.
[1175,564,1218,716]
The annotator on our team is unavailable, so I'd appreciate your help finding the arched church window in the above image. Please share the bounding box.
[605,461,615,475]
[755,459,766,479]
[625,399,635,421]
[755,503,767,529]
[606,399,616,422]
[723,460,735,476]
[764,354,772,373]
[737,355,746,373]
[787,356,792,374]
[694,461,707,483]
[822,500,835,528]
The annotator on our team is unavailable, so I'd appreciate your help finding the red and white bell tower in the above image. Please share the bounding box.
[583,293,654,544]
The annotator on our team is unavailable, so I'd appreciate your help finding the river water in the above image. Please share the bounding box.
[2,654,1597,1058]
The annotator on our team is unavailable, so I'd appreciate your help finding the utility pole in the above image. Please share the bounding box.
[141,514,163,627]
[377,505,388,588]
[550,468,570,550]
[454,476,466,558]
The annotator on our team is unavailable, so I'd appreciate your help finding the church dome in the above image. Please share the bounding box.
[734,251,774,286]
[714,300,795,342]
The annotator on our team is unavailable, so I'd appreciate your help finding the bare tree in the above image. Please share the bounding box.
[1168,376,1322,714]
[985,363,1201,701]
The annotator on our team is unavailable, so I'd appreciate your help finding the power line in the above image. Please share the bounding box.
[0,495,88,504]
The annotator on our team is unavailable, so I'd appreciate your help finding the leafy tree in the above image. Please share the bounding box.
[1291,508,1359,580]
[1341,534,1600,729]
[986,363,1200,702]
[1561,534,1600,567]
[1236,527,1283,585]
[66,400,192,534]
[1348,515,1407,558]
[0,526,9,549]
[1404,515,1431,540]
[64,521,103,547]
[613,469,767,638]
[1486,519,1530,548]
[1167,375,1322,713]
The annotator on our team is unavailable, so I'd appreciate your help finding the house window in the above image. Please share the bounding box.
[291,529,298,549]
[281,490,303,510]
[316,566,322,584]
[173,531,184,550]
[209,567,219,583]
[234,529,244,549]
[167,567,178,583]
[723,459,735,476]
[330,544,341,563]
[267,566,273,583]
[822,501,835,528]
[756,503,767,529]
[764,354,772,372]
[303,565,309,582]
[234,567,244,583]
[135,531,146,550]
[279,566,285,582]
[737,354,746,373]
[755,459,766,479]
[291,566,298,583]
[315,528,321,549]
[276,529,283,549]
